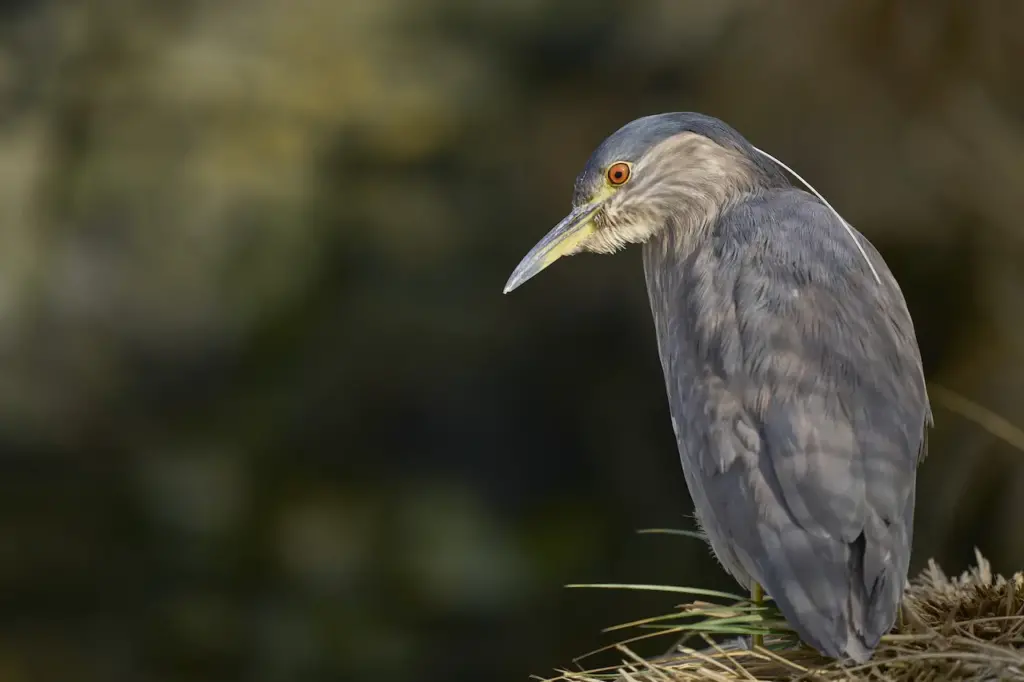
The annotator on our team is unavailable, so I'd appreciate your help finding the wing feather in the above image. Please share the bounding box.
[646,189,930,660]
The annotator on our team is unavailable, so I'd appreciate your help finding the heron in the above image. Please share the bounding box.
[503,113,931,662]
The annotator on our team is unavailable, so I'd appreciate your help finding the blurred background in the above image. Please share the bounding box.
[0,1,1023,680]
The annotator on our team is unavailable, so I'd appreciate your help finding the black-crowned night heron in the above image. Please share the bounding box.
[503,113,932,662]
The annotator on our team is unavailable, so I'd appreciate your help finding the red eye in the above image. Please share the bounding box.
[606,162,631,186]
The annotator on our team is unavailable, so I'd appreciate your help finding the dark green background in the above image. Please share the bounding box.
[1,1,1022,681]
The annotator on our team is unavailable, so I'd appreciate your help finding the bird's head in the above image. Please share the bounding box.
[503,112,788,293]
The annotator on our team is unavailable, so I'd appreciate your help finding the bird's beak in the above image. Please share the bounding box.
[503,200,603,294]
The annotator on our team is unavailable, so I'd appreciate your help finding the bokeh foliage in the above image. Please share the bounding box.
[0,1,1022,681]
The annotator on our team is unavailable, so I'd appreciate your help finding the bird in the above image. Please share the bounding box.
[502,112,932,662]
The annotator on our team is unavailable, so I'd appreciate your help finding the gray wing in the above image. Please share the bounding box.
[649,189,931,661]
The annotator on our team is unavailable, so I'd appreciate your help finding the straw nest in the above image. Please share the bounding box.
[543,549,1024,681]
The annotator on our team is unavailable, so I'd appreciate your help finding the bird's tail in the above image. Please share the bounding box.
[844,499,915,661]
[752,507,913,663]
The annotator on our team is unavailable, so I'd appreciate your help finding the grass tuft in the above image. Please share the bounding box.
[541,547,1024,681]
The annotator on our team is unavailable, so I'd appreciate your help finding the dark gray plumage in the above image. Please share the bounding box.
[503,112,931,662]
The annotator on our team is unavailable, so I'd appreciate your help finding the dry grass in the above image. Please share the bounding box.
[542,550,1024,681]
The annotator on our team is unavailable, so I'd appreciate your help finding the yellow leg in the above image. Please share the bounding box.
[751,582,764,649]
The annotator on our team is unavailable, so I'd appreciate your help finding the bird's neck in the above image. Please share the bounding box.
[639,174,764,321]
[640,186,751,268]
[638,136,771,259]
[640,209,727,378]
[637,137,785,362]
